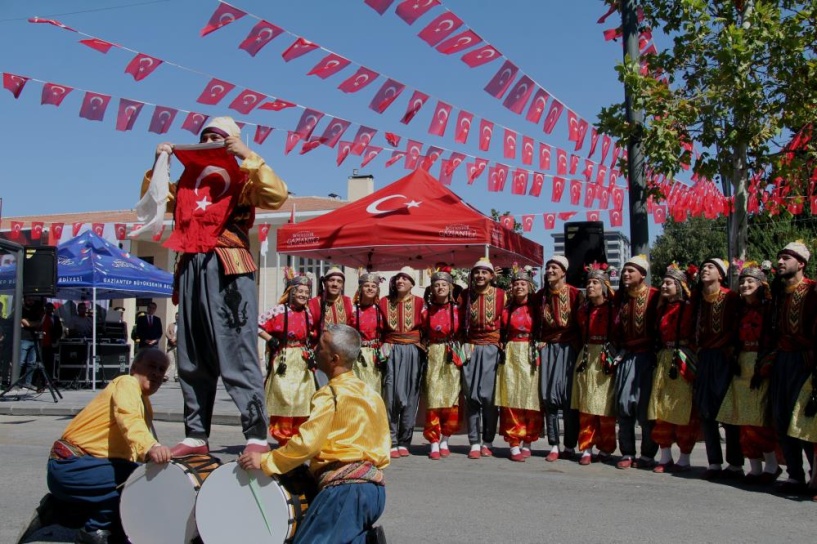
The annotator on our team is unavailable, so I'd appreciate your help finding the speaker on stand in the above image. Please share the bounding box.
[564,221,607,287]
[23,246,57,297]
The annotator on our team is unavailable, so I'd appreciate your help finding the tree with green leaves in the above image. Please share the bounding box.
[599,1,817,263]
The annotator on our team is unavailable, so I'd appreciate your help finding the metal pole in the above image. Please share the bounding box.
[621,0,650,260]
[92,287,97,391]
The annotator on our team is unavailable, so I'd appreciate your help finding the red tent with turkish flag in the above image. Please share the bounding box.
[276,169,543,269]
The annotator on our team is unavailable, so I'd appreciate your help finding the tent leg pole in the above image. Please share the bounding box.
[92,288,97,392]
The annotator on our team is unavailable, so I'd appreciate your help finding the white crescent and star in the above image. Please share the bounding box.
[366,194,422,214]
[194,166,231,200]
[436,19,454,32]
[89,96,104,109]
[210,84,224,97]
[354,74,370,86]
[256,27,274,42]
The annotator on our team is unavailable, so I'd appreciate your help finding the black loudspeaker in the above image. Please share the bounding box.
[23,246,57,296]
[564,221,607,287]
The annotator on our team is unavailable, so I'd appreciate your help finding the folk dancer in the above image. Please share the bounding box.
[717,262,780,484]
[144,116,288,457]
[380,267,425,458]
[496,269,542,462]
[309,267,354,387]
[258,273,317,446]
[239,325,390,544]
[459,258,505,459]
[422,267,463,460]
[351,272,386,393]
[694,257,743,480]
[614,255,660,469]
[573,264,618,466]
[649,264,698,474]
[537,255,584,462]
[769,241,817,493]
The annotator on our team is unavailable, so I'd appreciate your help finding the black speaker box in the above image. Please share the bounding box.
[564,221,607,287]
[23,246,57,297]
[58,342,130,384]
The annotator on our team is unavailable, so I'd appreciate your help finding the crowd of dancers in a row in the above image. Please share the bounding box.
[258,240,817,497]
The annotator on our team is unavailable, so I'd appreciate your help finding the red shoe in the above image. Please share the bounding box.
[242,443,270,455]
[653,461,674,474]
[440,447,451,458]
[545,450,560,462]
[398,447,410,457]
[170,443,209,458]
[578,454,592,466]
[480,446,493,457]
[521,448,532,459]
[467,449,481,460]
[616,457,633,470]
[509,452,526,463]
[428,450,441,460]
[389,449,400,459]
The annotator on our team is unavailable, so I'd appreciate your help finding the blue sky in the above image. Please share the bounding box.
[0,0,644,254]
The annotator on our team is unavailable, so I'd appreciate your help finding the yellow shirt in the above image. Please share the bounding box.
[61,375,157,463]
[260,371,391,477]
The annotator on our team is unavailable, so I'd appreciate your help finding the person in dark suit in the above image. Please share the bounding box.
[135,302,163,350]
[37,302,64,389]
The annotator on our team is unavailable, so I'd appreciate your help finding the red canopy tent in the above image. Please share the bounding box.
[276,169,543,270]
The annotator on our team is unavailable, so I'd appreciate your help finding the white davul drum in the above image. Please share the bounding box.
[195,462,309,543]
[120,455,221,544]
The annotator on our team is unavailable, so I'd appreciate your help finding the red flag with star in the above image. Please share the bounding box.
[369,79,405,113]
[584,184,597,208]
[503,129,517,159]
[583,159,595,182]
[293,108,324,140]
[461,44,500,67]
[72,222,83,236]
[284,132,301,155]
[552,177,566,203]
[396,0,440,24]
[200,3,245,36]
[544,213,556,230]
[401,90,429,124]
[258,99,295,111]
[438,159,454,185]
[228,89,266,115]
[92,223,104,236]
[502,75,534,114]
[115,98,144,131]
[586,211,601,222]
[317,118,351,148]
[197,78,234,105]
[365,0,396,15]
[653,205,667,224]
[570,154,580,176]
[600,135,612,164]
[28,17,75,31]
[385,132,401,147]
[299,139,323,155]
[599,187,611,209]
[418,11,462,46]
[596,165,608,186]
[588,128,600,158]
[467,158,488,184]
[558,211,577,221]
[48,223,64,245]
[543,99,564,134]
[239,21,284,56]
[337,67,379,93]
[530,172,545,197]
[3,73,28,98]
[405,140,423,170]
[336,141,353,166]
[79,92,111,122]
[526,87,550,124]
[258,223,270,243]
[479,119,494,151]
[428,101,452,136]
[41,83,72,106]
[307,53,351,79]
[281,37,319,62]
[9,221,23,240]
[436,30,482,54]
[539,143,552,170]
[609,209,623,227]
[421,146,443,170]
[567,110,580,142]
[79,38,115,53]
[444,151,466,175]
[556,148,568,176]
[361,146,383,167]
[148,106,177,134]
[484,60,518,99]
[114,223,127,240]
[351,126,377,155]
[181,112,209,135]
[521,136,534,166]
[254,125,273,145]
[575,119,589,151]
[612,187,625,210]
[454,110,473,144]
[512,168,529,195]
[569,180,582,205]
[30,222,44,240]
[124,53,162,81]
[385,150,405,167]
[498,214,515,229]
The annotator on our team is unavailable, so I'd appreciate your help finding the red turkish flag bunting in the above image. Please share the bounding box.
[551,177,566,203]
[258,99,295,111]
[337,67,379,93]
[337,141,353,166]
[148,106,177,134]
[539,143,552,170]
[569,180,582,205]
[427,101,452,136]
[484,60,518,99]
[351,126,377,155]
[596,165,608,185]
[385,132,401,146]
[284,132,301,155]
[525,87,550,124]
[28,17,76,31]
[575,119,589,151]
[436,30,482,54]
[200,3,246,36]
[307,53,351,79]
[254,125,273,145]
[239,21,284,56]
[567,110,580,142]
[503,129,517,159]
[361,146,383,168]
[499,214,515,230]
[228,89,266,114]
[454,110,473,144]
[30,222,43,240]
[401,91,429,124]
[558,211,577,221]
[369,79,405,113]
[197,78,234,105]
[570,154,580,175]
[653,205,667,224]
[113,223,126,240]
[80,38,115,53]
[281,37,319,62]
[445,152,466,175]
[299,139,323,155]
[124,53,162,81]
[181,112,209,135]
[521,136,534,166]
[49,223,65,244]
[10,221,23,240]
[418,11,463,46]
[317,118,351,148]
[79,92,111,122]
[530,172,545,197]
[609,169,620,187]
[583,159,595,182]
[584,184,597,208]
[41,83,72,106]
[365,0,396,15]
[115,98,144,131]
[152,225,165,242]
[479,119,494,151]
[438,159,454,185]
[92,223,104,236]
[421,146,443,170]
[609,209,623,227]
[543,213,556,230]
[588,128,600,158]
[610,144,623,168]
[600,134,612,164]
[487,167,502,192]
[543,99,564,134]
[467,159,488,184]
[3,73,29,98]
[405,140,423,170]
[461,44,501,67]
[556,148,568,176]
[396,0,440,24]
[512,169,529,195]
[293,108,324,140]
[258,224,270,243]
[385,150,405,168]
[71,222,83,236]
[502,75,535,115]
[586,211,601,222]
[599,187,611,209]
[494,164,509,191]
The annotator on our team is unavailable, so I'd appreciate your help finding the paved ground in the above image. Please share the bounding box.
[2,382,816,543]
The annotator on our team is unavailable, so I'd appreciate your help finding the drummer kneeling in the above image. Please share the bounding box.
[240,324,390,544]
[46,349,172,544]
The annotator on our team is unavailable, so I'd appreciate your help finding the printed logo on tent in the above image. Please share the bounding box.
[439,224,478,239]
[286,231,320,246]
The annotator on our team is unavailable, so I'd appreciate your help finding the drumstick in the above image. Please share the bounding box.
[247,471,274,536]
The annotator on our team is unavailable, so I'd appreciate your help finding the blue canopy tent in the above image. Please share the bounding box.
[57,231,173,389]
